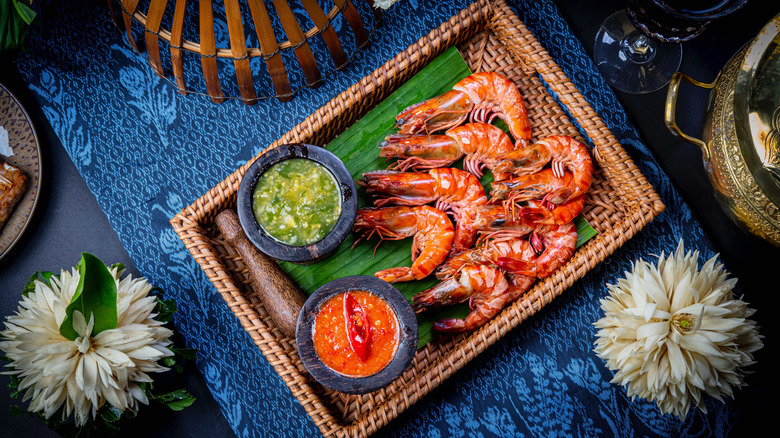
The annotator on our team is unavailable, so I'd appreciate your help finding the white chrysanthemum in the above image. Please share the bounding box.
[0,266,174,426]
[373,0,402,9]
[593,239,763,419]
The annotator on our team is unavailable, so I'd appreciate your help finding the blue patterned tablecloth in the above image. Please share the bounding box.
[14,0,730,436]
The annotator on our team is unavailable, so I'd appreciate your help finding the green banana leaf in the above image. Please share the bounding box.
[278,47,597,348]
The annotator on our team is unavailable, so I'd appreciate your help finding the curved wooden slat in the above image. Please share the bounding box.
[301,0,348,69]
[121,0,142,52]
[272,0,322,87]
[126,3,370,57]
[170,0,188,94]
[333,0,369,48]
[144,0,169,78]
[199,0,225,103]
[106,0,123,30]
[246,0,293,102]
[223,0,257,104]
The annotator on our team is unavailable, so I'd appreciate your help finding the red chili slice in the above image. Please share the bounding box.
[343,292,370,362]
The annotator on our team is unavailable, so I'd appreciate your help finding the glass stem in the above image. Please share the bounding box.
[622,33,656,64]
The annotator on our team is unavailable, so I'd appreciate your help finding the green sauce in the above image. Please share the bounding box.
[252,158,342,246]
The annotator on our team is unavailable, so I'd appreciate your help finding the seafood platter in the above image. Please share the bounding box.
[171,0,665,436]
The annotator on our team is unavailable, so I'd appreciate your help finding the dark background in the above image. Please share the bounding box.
[1,0,778,437]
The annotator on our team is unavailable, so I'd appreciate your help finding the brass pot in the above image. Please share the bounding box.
[665,13,780,247]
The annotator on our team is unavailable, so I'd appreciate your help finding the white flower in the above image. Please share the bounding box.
[373,0,402,10]
[1,266,174,426]
[593,239,763,419]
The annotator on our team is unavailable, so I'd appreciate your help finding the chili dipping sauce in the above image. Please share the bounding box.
[312,290,400,377]
[251,158,341,246]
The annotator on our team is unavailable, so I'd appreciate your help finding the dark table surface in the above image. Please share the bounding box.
[1,1,778,437]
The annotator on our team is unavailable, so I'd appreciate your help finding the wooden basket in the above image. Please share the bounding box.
[171,0,665,436]
[110,0,381,103]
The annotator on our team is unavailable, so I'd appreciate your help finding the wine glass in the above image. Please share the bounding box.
[594,0,749,94]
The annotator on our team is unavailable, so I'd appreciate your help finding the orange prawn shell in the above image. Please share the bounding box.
[453,72,533,144]
[493,134,594,204]
[353,205,455,283]
[394,71,532,145]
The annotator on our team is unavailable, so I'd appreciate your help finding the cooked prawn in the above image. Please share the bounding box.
[493,135,593,205]
[498,222,578,278]
[352,205,454,283]
[490,168,574,207]
[396,71,532,145]
[380,122,517,180]
[359,168,488,255]
[454,204,537,251]
[436,233,536,281]
[358,168,487,215]
[411,264,510,332]
[509,195,586,226]
[531,222,578,278]
[504,273,536,304]
[437,233,537,304]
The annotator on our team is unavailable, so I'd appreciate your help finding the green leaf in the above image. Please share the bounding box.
[99,406,123,424]
[22,271,56,296]
[152,389,196,411]
[0,0,29,53]
[165,397,196,411]
[170,346,198,360]
[11,0,35,25]
[575,215,598,248]
[275,47,598,349]
[154,296,177,324]
[59,253,118,341]
[163,345,197,373]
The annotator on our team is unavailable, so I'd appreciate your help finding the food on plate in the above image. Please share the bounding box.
[251,158,341,246]
[395,71,532,145]
[0,160,27,232]
[312,290,399,377]
[352,205,454,283]
[0,126,12,157]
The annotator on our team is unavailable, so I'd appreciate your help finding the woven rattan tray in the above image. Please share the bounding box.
[171,0,665,436]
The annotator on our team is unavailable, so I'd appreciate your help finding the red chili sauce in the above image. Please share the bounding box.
[312,290,399,377]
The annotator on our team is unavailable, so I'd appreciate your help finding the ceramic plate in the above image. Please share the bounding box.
[0,82,41,260]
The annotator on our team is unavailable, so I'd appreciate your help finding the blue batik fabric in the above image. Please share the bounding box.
[13,0,735,437]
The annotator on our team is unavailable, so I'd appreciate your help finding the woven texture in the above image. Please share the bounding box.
[14,0,734,436]
[171,1,665,436]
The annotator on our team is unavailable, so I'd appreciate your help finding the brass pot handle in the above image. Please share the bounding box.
[664,71,717,161]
